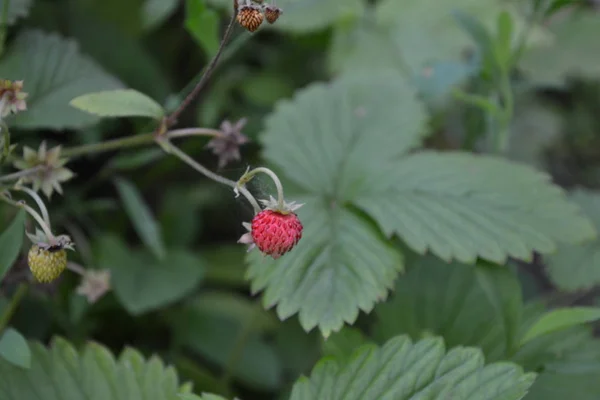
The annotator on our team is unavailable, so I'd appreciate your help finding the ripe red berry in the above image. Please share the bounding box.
[251,210,303,259]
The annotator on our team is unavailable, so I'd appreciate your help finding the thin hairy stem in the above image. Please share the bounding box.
[66,262,86,276]
[159,139,261,213]
[61,128,224,159]
[167,127,224,139]
[0,165,44,183]
[166,11,238,127]
[61,133,155,158]
[239,167,285,209]
[14,185,51,227]
[0,194,55,241]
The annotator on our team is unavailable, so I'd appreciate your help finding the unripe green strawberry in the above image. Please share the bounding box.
[251,210,302,259]
[28,245,67,283]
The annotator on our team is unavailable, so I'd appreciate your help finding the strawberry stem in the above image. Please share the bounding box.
[14,185,51,228]
[157,137,262,214]
[236,167,284,209]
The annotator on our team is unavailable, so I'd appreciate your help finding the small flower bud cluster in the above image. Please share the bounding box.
[236,0,283,32]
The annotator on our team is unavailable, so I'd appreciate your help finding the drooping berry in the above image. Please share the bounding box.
[251,210,303,259]
[237,5,264,32]
[264,6,282,24]
[28,245,67,283]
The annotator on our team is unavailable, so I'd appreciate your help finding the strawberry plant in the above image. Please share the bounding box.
[1,0,600,399]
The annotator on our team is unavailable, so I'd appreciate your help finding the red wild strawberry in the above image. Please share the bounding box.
[238,195,303,259]
[251,210,302,259]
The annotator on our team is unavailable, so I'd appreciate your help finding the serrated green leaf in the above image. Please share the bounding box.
[374,255,523,362]
[354,152,596,264]
[114,177,166,260]
[206,0,364,32]
[96,236,203,314]
[520,12,600,87]
[290,335,536,400]
[0,30,123,129]
[256,73,594,336]
[0,0,32,25]
[0,210,25,281]
[0,336,228,400]
[520,307,600,345]
[247,198,403,338]
[185,0,220,57]
[546,189,600,291]
[70,89,165,120]
[261,74,427,197]
[67,2,171,101]
[0,328,30,369]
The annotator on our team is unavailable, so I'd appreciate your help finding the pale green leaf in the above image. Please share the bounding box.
[520,307,600,345]
[520,12,600,87]
[0,328,30,369]
[330,0,547,76]
[546,189,600,291]
[354,152,596,264]
[0,30,123,129]
[255,74,593,336]
[0,0,32,25]
[70,89,165,120]
[185,0,220,56]
[142,0,180,31]
[0,210,25,281]
[114,178,166,260]
[0,336,227,400]
[175,296,282,390]
[374,255,523,362]
[261,74,427,198]
[246,198,403,338]
[206,0,364,32]
[290,335,536,400]
[97,236,203,314]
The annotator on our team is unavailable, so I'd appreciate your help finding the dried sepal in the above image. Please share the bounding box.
[13,141,75,198]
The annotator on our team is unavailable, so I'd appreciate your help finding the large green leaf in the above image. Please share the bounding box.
[0,30,123,129]
[290,335,536,400]
[206,0,364,33]
[0,210,25,281]
[0,0,32,25]
[253,74,594,337]
[247,198,403,338]
[0,336,226,400]
[373,255,522,362]
[545,189,600,291]
[353,152,595,264]
[520,12,600,87]
[96,236,203,314]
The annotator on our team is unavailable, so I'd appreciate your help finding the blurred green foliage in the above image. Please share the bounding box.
[1,0,600,399]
